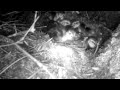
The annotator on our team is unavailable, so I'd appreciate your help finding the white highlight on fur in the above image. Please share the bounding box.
[61,30,75,42]
[48,44,74,68]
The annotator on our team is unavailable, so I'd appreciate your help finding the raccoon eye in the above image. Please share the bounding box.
[72,21,80,28]
[60,20,71,26]
[88,39,96,48]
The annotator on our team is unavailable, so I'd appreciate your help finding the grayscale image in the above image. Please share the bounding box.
[0,11,120,79]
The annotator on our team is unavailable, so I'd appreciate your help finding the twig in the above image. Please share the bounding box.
[20,12,39,41]
[85,11,90,20]
[1,11,19,16]
[0,56,26,75]
[14,43,56,79]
